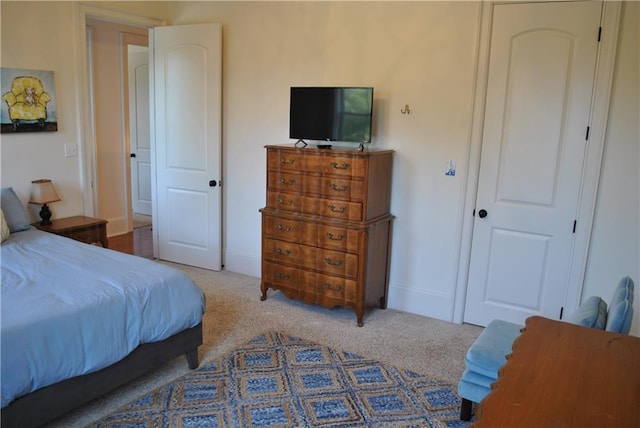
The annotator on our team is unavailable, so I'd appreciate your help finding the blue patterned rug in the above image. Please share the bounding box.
[92,331,470,427]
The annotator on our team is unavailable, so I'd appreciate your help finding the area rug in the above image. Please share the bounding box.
[91,331,469,427]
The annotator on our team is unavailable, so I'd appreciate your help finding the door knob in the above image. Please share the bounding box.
[478,209,488,218]
[209,180,217,187]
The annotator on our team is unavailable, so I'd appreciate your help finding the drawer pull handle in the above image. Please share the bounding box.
[279,177,296,185]
[328,204,346,213]
[326,232,344,241]
[330,183,348,192]
[278,197,294,206]
[280,157,296,165]
[276,248,292,256]
[276,271,290,280]
[330,161,350,170]
[324,283,343,292]
[324,257,343,267]
[275,224,293,232]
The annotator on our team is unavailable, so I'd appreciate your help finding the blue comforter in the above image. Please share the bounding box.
[1,228,205,408]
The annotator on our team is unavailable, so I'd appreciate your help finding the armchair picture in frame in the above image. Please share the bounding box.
[1,68,58,133]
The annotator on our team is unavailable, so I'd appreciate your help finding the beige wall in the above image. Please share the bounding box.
[1,1,638,334]
[1,2,85,220]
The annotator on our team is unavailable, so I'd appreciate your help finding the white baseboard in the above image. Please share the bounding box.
[386,283,454,323]
[106,216,128,237]
[224,249,261,278]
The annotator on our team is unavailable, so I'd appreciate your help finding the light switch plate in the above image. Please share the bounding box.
[64,143,78,157]
[445,160,456,176]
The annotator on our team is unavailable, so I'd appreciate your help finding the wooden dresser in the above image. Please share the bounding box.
[260,145,394,326]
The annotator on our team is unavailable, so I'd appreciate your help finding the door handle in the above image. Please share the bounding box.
[478,209,488,218]
[130,153,136,158]
[209,180,217,187]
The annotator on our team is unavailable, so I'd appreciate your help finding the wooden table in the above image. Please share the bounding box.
[32,215,108,248]
[473,316,640,427]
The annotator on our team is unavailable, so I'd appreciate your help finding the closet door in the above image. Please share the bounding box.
[464,1,601,326]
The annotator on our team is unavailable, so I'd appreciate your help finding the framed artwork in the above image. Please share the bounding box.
[1,68,58,133]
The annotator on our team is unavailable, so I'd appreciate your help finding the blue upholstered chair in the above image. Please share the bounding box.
[457,276,635,421]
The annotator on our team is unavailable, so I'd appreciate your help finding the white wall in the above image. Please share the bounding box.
[2,1,638,335]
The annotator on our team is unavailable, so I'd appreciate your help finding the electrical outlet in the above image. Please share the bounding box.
[64,143,78,157]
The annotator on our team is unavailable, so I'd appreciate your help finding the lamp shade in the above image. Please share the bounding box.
[29,179,61,205]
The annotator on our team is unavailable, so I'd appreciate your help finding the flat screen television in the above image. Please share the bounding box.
[289,87,374,146]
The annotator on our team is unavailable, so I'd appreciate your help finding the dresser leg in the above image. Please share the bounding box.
[356,309,364,327]
[260,285,268,301]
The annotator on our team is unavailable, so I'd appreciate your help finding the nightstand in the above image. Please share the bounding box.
[32,215,109,248]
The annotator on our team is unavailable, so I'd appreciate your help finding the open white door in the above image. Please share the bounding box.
[150,23,222,270]
[128,44,152,216]
[464,1,602,326]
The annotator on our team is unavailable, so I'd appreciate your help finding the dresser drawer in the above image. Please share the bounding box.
[263,215,313,243]
[264,261,357,305]
[263,215,360,253]
[268,171,364,201]
[63,227,102,245]
[267,192,363,221]
[267,171,304,193]
[263,262,301,293]
[315,197,363,221]
[263,262,357,306]
[264,238,358,278]
[308,176,364,201]
[267,151,305,172]
[307,154,366,178]
[267,149,366,178]
[311,272,358,304]
[316,224,359,252]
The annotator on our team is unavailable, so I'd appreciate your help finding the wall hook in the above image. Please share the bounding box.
[401,104,411,114]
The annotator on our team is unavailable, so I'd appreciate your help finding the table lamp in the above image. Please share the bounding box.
[29,179,61,225]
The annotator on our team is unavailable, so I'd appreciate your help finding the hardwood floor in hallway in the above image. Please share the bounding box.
[108,225,153,259]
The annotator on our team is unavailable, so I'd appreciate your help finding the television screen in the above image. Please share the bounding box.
[289,87,373,144]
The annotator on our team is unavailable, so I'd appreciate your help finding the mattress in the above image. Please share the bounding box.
[1,228,205,408]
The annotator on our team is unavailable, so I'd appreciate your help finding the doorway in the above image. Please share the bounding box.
[123,38,153,230]
[85,17,151,238]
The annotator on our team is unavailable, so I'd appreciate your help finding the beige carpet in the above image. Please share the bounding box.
[48,264,482,427]
[132,213,152,229]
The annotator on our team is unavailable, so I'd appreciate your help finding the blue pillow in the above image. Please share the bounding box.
[0,187,31,232]
[606,300,633,334]
[567,296,607,329]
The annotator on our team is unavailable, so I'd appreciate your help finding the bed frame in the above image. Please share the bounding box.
[1,323,202,428]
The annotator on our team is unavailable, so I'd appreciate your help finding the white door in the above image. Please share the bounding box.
[464,1,601,326]
[128,46,152,216]
[151,23,222,270]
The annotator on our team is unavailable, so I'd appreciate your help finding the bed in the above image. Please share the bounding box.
[1,187,206,427]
